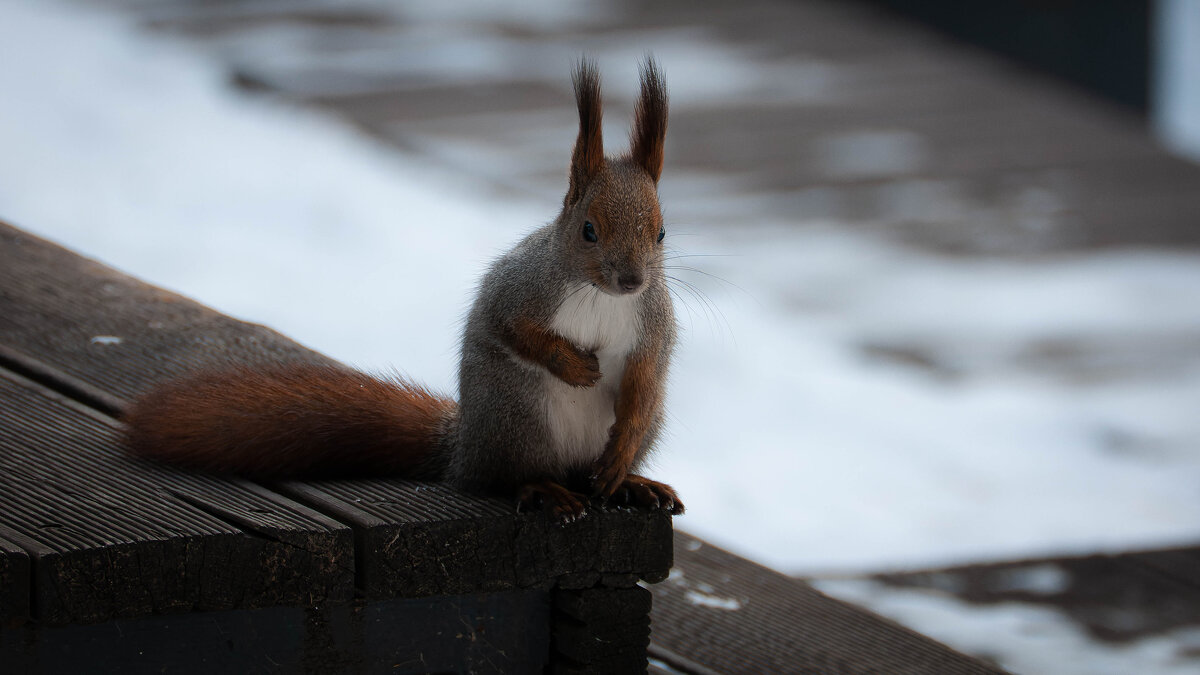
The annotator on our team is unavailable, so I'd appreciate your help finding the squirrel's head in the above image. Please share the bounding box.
[557,58,668,297]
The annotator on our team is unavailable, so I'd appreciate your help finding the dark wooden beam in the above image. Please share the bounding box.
[0,370,354,625]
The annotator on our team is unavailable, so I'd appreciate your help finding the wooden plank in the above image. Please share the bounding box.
[552,586,653,674]
[0,369,354,625]
[649,531,1006,675]
[275,481,672,598]
[1129,548,1200,591]
[0,535,30,626]
[4,592,551,674]
[0,222,337,405]
[873,547,1200,643]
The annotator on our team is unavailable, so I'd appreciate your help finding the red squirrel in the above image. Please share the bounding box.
[124,59,682,521]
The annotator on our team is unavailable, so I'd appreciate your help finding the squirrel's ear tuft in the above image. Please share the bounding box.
[630,57,668,184]
[568,58,603,204]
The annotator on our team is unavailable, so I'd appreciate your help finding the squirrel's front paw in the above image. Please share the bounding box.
[589,459,628,499]
[551,349,601,388]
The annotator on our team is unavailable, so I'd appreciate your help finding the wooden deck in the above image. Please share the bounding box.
[651,532,1003,674]
[0,221,1004,672]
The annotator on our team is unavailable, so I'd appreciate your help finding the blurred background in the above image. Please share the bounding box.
[2,0,1199,672]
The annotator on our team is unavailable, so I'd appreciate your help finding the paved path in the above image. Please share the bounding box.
[125,0,1200,256]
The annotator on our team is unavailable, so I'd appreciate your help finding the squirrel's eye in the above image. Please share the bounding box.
[657,226,666,243]
[583,221,598,243]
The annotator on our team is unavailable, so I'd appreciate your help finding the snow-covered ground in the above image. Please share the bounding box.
[814,578,1200,675]
[2,1,1200,670]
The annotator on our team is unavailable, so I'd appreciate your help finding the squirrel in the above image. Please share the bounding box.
[123,58,683,521]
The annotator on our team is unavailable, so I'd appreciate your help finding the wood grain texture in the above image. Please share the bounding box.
[0,222,337,406]
[0,370,354,625]
[552,586,652,673]
[649,531,1008,675]
[275,480,672,599]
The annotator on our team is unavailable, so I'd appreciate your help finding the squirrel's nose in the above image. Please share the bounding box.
[617,272,644,294]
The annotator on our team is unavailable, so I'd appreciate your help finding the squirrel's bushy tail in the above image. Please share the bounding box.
[123,364,456,480]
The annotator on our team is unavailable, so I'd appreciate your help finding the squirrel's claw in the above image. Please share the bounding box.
[589,461,628,499]
[604,474,685,515]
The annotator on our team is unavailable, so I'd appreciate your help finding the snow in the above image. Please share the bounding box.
[661,569,745,612]
[684,590,743,611]
[2,2,1200,669]
[663,229,1200,572]
[815,579,1200,675]
[985,564,1072,596]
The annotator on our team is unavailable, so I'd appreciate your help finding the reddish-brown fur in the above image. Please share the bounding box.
[590,347,682,514]
[503,316,600,387]
[124,364,455,479]
[597,351,659,489]
[629,60,668,182]
[567,59,604,206]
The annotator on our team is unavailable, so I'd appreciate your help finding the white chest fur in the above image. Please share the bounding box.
[542,285,642,467]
